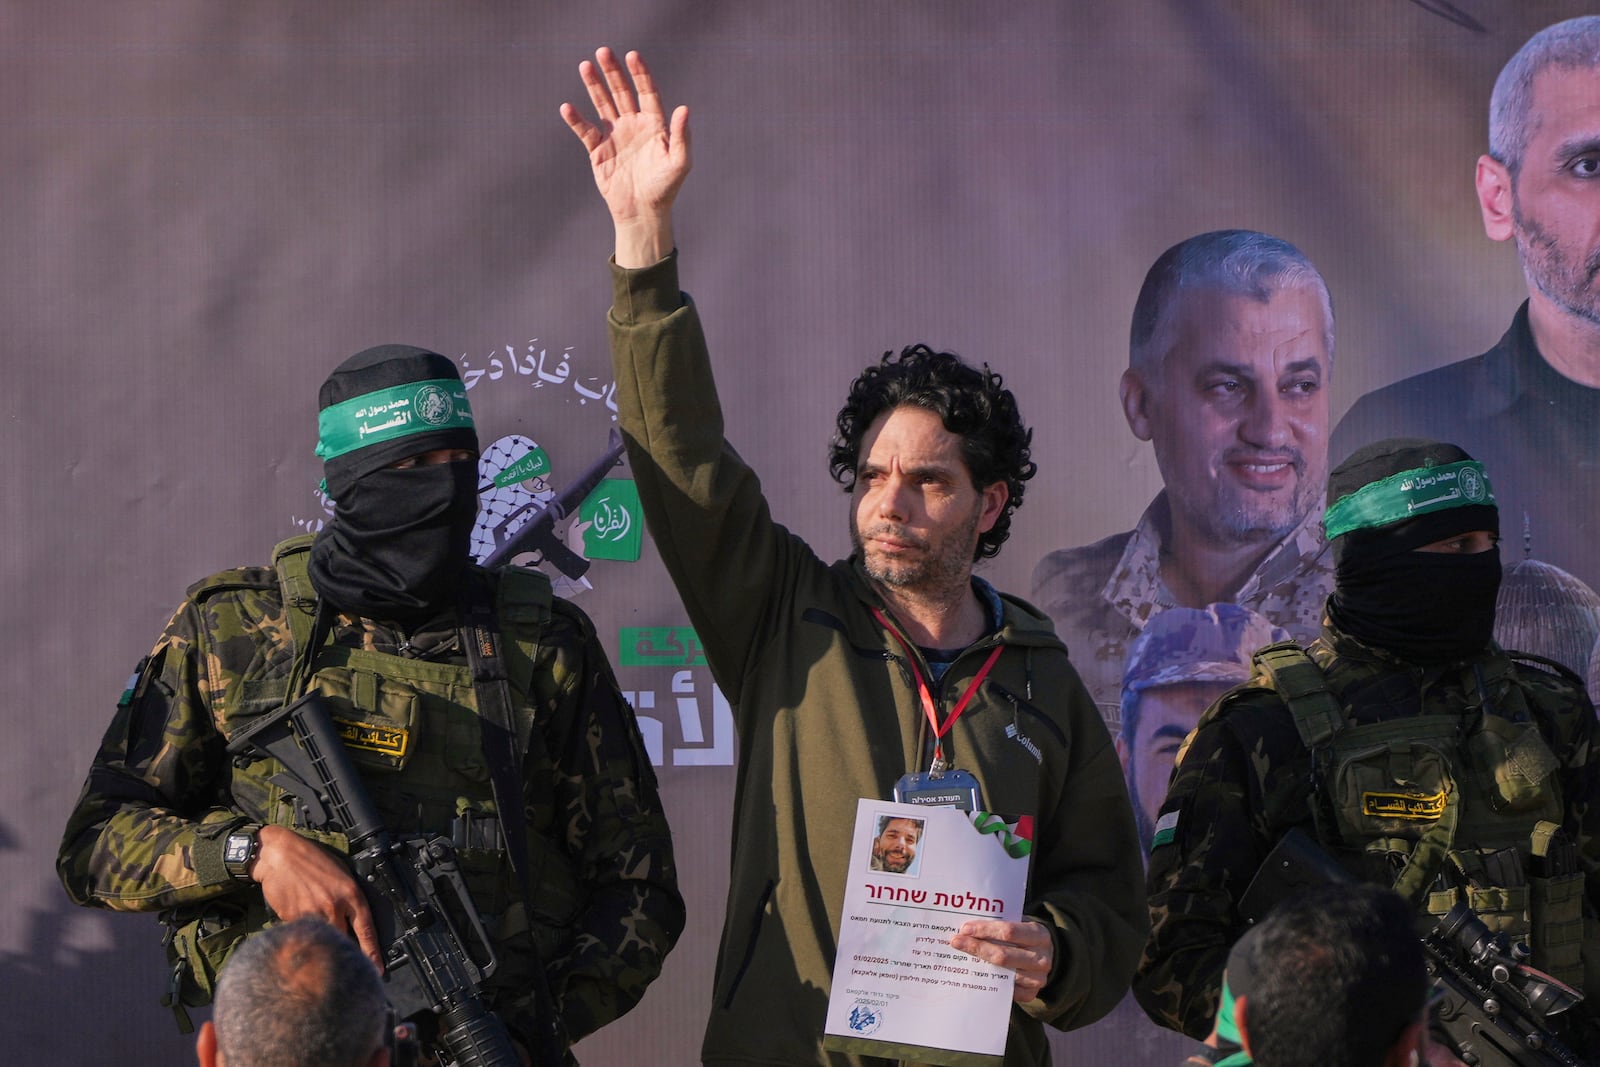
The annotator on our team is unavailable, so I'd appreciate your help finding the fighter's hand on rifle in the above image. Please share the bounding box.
[252,824,382,968]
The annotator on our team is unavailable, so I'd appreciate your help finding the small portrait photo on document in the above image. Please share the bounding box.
[867,813,925,878]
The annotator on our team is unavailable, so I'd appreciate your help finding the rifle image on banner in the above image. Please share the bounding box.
[228,692,557,1067]
[482,428,625,574]
[1239,828,1587,1067]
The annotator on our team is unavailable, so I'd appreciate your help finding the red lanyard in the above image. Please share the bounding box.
[872,607,1004,772]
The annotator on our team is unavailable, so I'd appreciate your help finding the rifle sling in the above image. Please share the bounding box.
[459,587,536,906]
[460,577,567,1064]
[285,599,335,706]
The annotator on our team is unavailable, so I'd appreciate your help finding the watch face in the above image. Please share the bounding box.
[225,834,251,864]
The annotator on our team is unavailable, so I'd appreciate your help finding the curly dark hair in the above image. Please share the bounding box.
[829,344,1035,561]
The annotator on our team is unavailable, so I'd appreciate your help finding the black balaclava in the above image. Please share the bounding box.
[1324,438,1501,664]
[307,344,480,622]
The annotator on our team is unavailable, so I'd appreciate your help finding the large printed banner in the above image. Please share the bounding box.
[6,3,1599,1063]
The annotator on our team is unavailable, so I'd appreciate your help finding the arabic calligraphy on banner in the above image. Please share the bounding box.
[459,340,620,413]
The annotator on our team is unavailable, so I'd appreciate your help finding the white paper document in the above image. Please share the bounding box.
[822,799,1033,1066]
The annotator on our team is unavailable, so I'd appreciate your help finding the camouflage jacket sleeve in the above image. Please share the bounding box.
[1131,689,1310,1038]
[56,590,262,910]
[514,599,686,1044]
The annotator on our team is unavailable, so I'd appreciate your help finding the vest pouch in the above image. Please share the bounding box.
[1464,885,1530,935]
[1329,738,1454,843]
[1421,884,1530,935]
[1465,714,1559,812]
[1530,822,1586,989]
[1421,847,1530,941]
[448,798,516,923]
[442,713,493,784]
[1530,873,1585,987]
[307,665,423,772]
[159,893,274,1027]
[227,679,296,824]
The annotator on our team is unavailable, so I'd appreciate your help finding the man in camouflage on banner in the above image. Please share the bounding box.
[57,344,684,1061]
[1032,230,1335,724]
[1134,438,1600,1059]
[1114,604,1286,854]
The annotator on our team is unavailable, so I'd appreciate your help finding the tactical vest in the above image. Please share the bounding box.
[1253,641,1586,989]
[163,536,579,1022]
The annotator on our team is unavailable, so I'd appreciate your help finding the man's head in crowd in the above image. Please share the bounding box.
[832,345,1036,593]
[1121,230,1333,552]
[1479,16,1600,329]
[197,918,391,1067]
[1227,885,1431,1067]
[1118,603,1286,848]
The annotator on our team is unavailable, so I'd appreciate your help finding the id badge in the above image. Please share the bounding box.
[892,768,983,811]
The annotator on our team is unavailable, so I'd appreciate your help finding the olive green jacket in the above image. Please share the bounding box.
[607,253,1148,1066]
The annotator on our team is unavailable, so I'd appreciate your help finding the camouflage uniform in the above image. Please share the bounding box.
[1132,611,1600,1039]
[1116,605,1288,853]
[1030,493,1333,729]
[57,538,684,1051]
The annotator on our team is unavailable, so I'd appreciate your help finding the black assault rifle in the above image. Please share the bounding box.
[228,692,542,1067]
[481,428,625,574]
[1240,828,1588,1067]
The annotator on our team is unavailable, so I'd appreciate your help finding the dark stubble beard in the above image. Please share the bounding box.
[872,841,914,873]
[1183,451,1322,549]
[852,502,982,597]
[1515,196,1600,329]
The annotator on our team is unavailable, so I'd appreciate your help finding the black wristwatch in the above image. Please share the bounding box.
[223,824,262,882]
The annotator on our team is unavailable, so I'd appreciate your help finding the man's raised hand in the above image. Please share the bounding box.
[561,47,689,268]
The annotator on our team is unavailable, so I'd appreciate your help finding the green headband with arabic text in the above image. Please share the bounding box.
[1322,460,1495,540]
[315,379,475,462]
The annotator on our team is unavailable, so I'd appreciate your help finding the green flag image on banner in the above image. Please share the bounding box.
[578,478,644,561]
